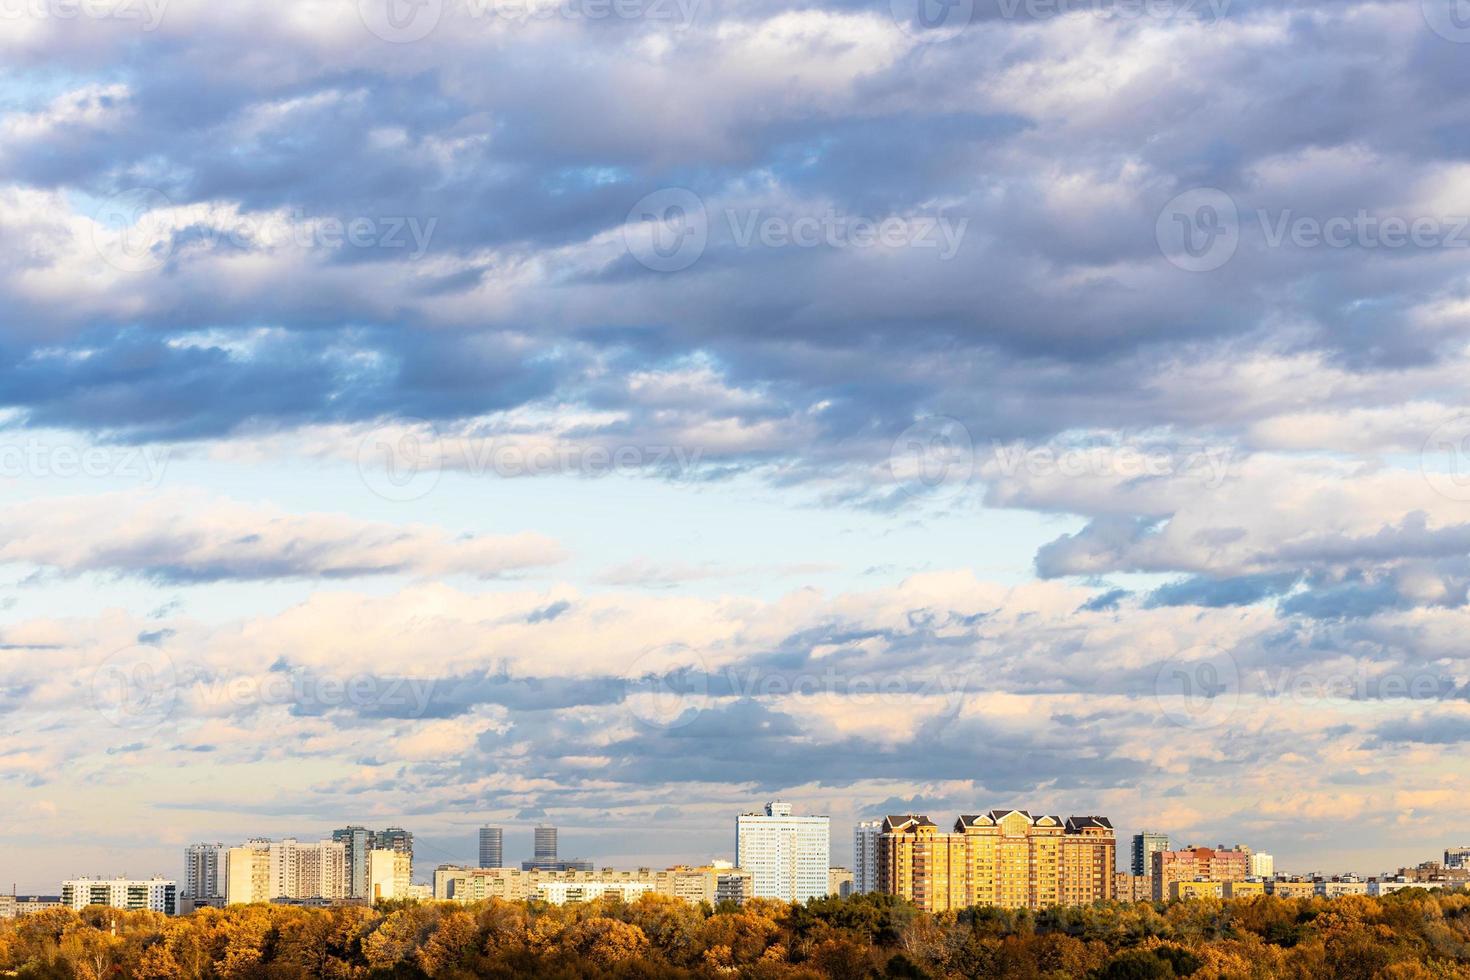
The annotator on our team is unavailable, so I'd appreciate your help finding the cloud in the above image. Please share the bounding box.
[0,492,565,582]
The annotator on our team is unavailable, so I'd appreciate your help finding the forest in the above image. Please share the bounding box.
[2,889,1468,979]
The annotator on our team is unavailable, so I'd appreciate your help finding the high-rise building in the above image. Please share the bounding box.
[61,878,177,915]
[534,825,558,862]
[332,826,414,899]
[222,839,347,904]
[520,823,592,872]
[479,827,504,869]
[1131,831,1170,877]
[828,867,854,898]
[1249,851,1275,878]
[877,810,1116,912]
[1445,847,1470,870]
[1151,846,1249,900]
[433,863,754,907]
[853,820,882,894]
[368,849,412,901]
[184,843,226,903]
[735,801,831,904]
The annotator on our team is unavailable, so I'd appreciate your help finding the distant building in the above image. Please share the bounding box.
[479,827,503,869]
[434,864,753,906]
[1114,873,1151,902]
[878,810,1115,912]
[0,896,63,918]
[332,826,413,900]
[184,843,226,903]
[223,839,347,904]
[1267,878,1317,899]
[1445,847,1470,870]
[369,849,412,901]
[1249,852,1274,879]
[1131,831,1170,877]
[535,825,558,862]
[1370,878,1447,897]
[736,801,831,904]
[853,820,882,895]
[1224,880,1265,898]
[519,823,593,872]
[1316,877,1367,899]
[1151,846,1249,901]
[828,867,854,898]
[61,878,177,915]
[1171,880,1223,901]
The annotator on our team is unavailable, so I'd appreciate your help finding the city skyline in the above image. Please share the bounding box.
[5,0,1470,901]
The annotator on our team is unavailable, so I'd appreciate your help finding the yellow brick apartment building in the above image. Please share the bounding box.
[877,810,1116,912]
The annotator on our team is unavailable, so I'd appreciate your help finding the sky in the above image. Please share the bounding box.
[3,0,1470,893]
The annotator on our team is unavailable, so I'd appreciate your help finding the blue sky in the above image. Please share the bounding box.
[3,0,1470,891]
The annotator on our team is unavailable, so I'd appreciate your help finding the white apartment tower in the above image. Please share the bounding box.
[1250,851,1275,878]
[736,801,830,904]
[853,820,882,894]
[184,843,226,902]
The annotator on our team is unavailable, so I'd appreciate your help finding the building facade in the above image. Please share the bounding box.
[1249,852,1275,879]
[736,802,831,904]
[369,849,413,901]
[223,839,348,904]
[853,820,882,895]
[1114,873,1151,902]
[1151,846,1249,901]
[828,867,854,898]
[184,843,226,903]
[1131,831,1170,877]
[479,827,504,869]
[61,878,177,915]
[878,810,1116,912]
[332,826,413,900]
[433,864,754,907]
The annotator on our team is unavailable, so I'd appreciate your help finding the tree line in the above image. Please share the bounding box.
[3,888,1469,979]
